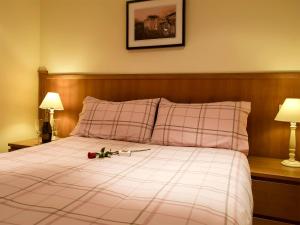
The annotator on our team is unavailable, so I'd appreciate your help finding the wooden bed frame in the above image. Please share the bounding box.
[39,69,300,159]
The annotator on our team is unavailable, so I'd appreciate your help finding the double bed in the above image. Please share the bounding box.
[2,70,299,225]
[0,137,252,225]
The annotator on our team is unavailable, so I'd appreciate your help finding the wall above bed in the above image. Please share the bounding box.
[40,0,300,73]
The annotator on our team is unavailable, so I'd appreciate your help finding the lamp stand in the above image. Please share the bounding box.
[49,109,58,141]
[281,122,300,167]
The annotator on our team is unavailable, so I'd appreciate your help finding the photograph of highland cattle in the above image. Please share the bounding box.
[126,0,185,49]
[134,5,176,40]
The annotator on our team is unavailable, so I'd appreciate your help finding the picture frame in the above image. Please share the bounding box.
[126,0,185,50]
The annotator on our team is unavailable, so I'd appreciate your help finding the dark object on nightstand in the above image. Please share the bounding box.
[248,156,300,225]
[41,121,52,143]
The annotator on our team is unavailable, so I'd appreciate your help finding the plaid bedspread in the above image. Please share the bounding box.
[0,137,253,225]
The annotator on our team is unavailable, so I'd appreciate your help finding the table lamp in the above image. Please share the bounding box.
[275,98,300,167]
[39,92,64,140]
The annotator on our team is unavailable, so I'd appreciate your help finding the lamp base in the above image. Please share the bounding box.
[51,135,60,141]
[281,159,300,168]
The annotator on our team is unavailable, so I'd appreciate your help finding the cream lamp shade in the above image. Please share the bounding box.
[39,92,64,110]
[275,98,300,168]
[39,92,64,141]
[275,98,300,123]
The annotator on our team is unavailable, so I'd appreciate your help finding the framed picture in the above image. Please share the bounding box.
[126,0,185,50]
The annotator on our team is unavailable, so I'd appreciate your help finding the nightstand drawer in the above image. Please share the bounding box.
[252,179,300,223]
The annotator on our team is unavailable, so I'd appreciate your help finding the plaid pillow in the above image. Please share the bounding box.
[71,96,160,143]
[151,98,251,154]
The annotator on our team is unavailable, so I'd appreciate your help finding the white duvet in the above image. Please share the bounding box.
[0,137,253,225]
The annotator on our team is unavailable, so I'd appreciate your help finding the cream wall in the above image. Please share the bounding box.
[0,0,40,152]
[41,0,300,73]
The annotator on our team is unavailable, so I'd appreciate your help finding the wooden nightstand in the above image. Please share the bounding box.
[8,138,40,152]
[248,156,300,225]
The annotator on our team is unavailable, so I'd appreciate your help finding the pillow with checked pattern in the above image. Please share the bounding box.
[71,96,160,143]
[151,98,251,155]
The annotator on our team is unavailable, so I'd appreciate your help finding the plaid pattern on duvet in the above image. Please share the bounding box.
[0,137,252,225]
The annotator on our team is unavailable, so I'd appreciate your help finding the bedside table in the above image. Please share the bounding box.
[8,138,40,152]
[248,156,300,224]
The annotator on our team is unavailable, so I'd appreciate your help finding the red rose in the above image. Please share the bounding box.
[88,152,97,159]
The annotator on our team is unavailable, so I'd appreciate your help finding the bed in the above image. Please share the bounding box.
[0,137,252,225]
[3,70,300,225]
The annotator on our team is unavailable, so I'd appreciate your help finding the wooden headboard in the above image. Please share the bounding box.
[39,69,300,159]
